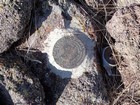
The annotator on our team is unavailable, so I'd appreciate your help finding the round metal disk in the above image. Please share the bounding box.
[53,36,86,69]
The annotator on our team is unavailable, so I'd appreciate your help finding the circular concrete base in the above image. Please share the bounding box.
[43,28,95,78]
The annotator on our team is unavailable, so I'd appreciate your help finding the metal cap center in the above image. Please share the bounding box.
[53,36,86,69]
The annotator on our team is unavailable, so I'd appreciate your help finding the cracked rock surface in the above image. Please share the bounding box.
[0,53,44,105]
[0,0,140,104]
[106,4,140,104]
[0,0,33,53]
[17,0,108,104]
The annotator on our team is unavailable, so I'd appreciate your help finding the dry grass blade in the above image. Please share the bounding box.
[112,76,139,105]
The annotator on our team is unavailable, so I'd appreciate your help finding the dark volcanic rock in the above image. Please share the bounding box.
[0,0,33,53]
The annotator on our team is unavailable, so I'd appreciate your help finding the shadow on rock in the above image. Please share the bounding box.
[0,83,14,105]
[16,48,110,104]
[10,0,53,48]
[4,0,124,104]
[72,0,124,103]
[0,52,44,104]
[30,0,53,34]
[16,49,72,105]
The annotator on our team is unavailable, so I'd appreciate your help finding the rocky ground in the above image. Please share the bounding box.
[0,0,33,53]
[106,3,140,104]
[0,0,139,105]
[0,52,44,104]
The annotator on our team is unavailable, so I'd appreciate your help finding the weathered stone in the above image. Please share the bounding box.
[117,0,140,7]
[18,0,108,104]
[0,54,44,105]
[106,4,140,104]
[45,71,108,105]
[0,0,33,53]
